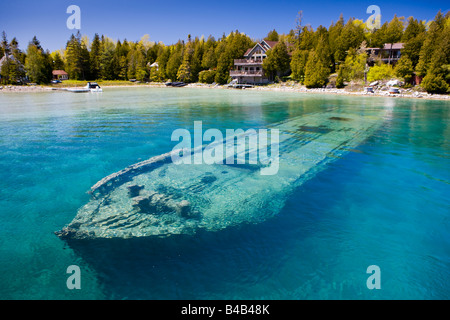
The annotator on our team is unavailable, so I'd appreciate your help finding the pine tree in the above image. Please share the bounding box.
[385,15,405,64]
[166,41,183,81]
[336,65,345,88]
[177,38,195,82]
[1,31,10,56]
[328,14,345,68]
[341,18,365,52]
[214,32,254,84]
[51,51,65,70]
[416,11,446,77]
[263,41,291,81]
[0,33,26,84]
[369,21,388,48]
[25,36,52,84]
[99,35,116,80]
[64,33,89,80]
[304,49,330,88]
[401,17,426,68]
[265,29,279,41]
[290,49,309,83]
[394,56,414,83]
[341,48,367,81]
[90,34,101,80]
[190,37,204,82]
[127,42,148,81]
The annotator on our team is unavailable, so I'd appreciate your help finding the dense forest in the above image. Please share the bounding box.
[1,10,449,93]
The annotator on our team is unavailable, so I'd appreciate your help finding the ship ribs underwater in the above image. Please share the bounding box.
[56,107,388,241]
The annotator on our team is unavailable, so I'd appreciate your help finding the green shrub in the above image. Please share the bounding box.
[367,64,394,82]
[198,70,217,84]
[421,72,449,94]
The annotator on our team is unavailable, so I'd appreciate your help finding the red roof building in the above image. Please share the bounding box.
[52,70,69,80]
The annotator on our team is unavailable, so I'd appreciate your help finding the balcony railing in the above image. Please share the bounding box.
[230,70,264,77]
[234,59,264,65]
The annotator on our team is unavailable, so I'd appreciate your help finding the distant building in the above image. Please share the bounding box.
[366,43,404,65]
[0,54,26,83]
[52,70,69,81]
[230,40,283,85]
[149,62,159,71]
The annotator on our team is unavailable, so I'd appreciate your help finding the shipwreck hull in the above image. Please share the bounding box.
[57,107,387,241]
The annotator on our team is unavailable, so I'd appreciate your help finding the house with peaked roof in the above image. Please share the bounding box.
[230,40,281,85]
[52,70,69,81]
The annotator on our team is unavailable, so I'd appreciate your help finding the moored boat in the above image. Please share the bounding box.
[165,82,187,87]
[86,82,103,92]
[388,87,400,94]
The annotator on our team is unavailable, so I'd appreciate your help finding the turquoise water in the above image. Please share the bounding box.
[0,87,448,299]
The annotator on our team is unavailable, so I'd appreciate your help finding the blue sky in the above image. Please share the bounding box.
[1,0,449,52]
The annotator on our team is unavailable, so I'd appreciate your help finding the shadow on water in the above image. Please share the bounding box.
[63,220,292,299]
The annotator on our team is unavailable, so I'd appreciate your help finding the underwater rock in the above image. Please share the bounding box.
[128,184,144,198]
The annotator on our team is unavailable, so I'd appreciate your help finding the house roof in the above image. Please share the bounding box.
[262,40,278,49]
[366,43,404,51]
[244,42,268,57]
[52,70,68,75]
[384,43,404,50]
[0,54,24,70]
[243,40,293,57]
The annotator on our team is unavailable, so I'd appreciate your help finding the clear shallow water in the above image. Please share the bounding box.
[0,87,448,299]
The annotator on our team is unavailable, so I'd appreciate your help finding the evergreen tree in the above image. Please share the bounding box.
[0,33,25,84]
[214,32,254,84]
[166,41,183,81]
[328,14,345,67]
[10,37,26,65]
[51,51,65,70]
[290,49,309,83]
[394,55,414,83]
[127,42,148,81]
[416,11,446,77]
[341,18,365,52]
[400,17,426,68]
[1,31,10,56]
[90,34,101,80]
[262,41,291,81]
[25,36,52,84]
[385,15,405,64]
[177,40,194,82]
[265,29,279,41]
[341,47,367,81]
[298,26,316,51]
[99,35,116,80]
[190,37,204,82]
[335,64,345,88]
[304,49,330,88]
[421,72,449,94]
[369,21,388,48]
[64,32,89,80]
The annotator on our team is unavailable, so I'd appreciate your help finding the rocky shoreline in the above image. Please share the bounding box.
[1,83,449,101]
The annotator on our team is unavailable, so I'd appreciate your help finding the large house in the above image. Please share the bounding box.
[366,43,404,65]
[230,40,280,85]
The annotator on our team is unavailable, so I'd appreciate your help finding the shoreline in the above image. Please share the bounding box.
[1,82,449,101]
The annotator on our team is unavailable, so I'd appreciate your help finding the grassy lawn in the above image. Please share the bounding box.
[50,80,158,87]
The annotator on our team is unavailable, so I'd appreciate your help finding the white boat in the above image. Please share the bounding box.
[388,87,400,94]
[86,82,103,92]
